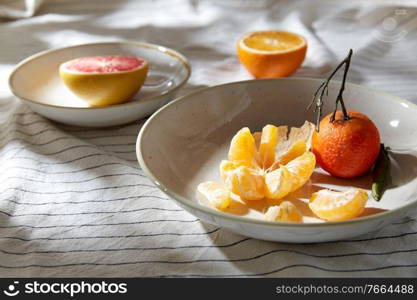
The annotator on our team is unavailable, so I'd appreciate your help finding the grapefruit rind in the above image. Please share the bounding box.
[59,56,149,106]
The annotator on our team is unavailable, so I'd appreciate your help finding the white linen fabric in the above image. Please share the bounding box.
[0,0,416,277]
[0,0,43,19]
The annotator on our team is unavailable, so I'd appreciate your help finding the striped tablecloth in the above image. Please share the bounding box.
[0,0,416,277]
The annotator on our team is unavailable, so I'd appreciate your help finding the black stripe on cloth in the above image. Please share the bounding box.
[0,219,200,229]
[2,162,141,175]
[72,134,137,140]
[0,261,416,273]
[1,135,136,147]
[1,144,136,157]
[14,119,141,130]
[0,207,184,217]
[1,183,157,195]
[0,238,250,255]
[5,194,170,206]
[157,264,417,277]
[0,228,221,242]
[305,230,417,245]
[2,173,144,184]
[0,227,416,244]
[0,130,138,142]
[2,115,139,135]
[8,153,138,164]
[1,242,416,259]
[0,228,417,246]
[1,127,137,139]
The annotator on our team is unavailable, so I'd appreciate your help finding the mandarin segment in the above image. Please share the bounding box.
[274,139,307,167]
[253,131,262,151]
[287,121,315,148]
[234,166,265,200]
[220,160,264,201]
[285,151,316,192]
[228,127,258,168]
[197,181,231,211]
[309,189,368,221]
[264,201,303,223]
[275,121,314,159]
[258,124,279,169]
[264,167,293,199]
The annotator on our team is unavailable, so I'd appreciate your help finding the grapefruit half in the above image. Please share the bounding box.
[59,55,149,106]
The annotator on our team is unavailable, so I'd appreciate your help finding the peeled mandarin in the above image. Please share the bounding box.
[219,122,315,201]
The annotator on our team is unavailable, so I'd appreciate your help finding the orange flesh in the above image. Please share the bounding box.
[243,31,304,52]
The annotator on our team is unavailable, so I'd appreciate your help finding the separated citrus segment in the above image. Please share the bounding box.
[275,139,307,166]
[197,181,231,211]
[265,152,315,199]
[228,127,258,168]
[258,124,279,169]
[237,30,307,78]
[272,121,314,168]
[285,151,316,192]
[264,167,293,199]
[309,189,368,221]
[264,201,303,223]
[220,160,265,201]
[253,131,262,150]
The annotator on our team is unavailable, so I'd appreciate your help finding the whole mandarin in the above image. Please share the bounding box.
[311,110,380,178]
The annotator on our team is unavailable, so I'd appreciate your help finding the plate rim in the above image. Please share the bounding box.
[8,41,191,110]
[137,77,417,228]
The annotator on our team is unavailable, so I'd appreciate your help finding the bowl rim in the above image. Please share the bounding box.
[137,77,417,228]
[8,41,191,110]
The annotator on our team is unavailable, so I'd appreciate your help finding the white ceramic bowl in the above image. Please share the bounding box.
[137,78,417,243]
[9,42,191,127]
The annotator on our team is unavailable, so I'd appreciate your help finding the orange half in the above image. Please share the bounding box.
[237,30,307,78]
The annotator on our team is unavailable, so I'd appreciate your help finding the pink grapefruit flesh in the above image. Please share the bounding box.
[59,55,149,106]
[62,56,146,73]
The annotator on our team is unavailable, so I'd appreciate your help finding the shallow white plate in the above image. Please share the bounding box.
[8,42,191,127]
[137,78,417,243]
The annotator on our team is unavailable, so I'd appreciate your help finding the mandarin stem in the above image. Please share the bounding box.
[309,49,353,130]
